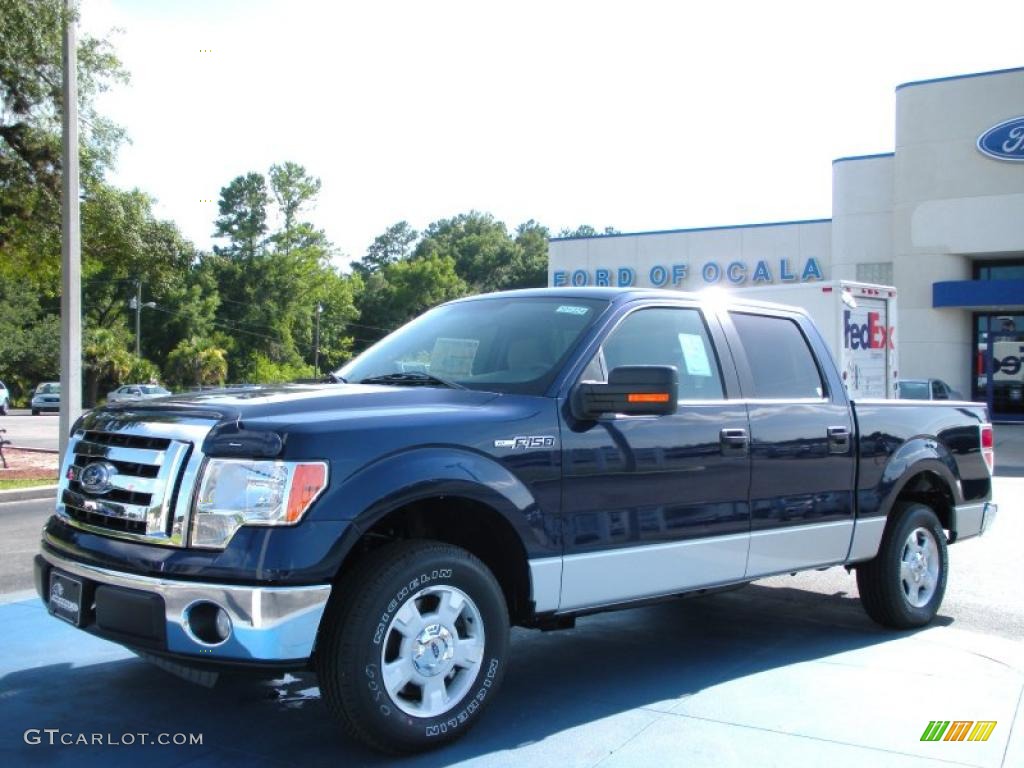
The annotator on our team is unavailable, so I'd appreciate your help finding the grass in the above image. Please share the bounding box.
[0,476,57,491]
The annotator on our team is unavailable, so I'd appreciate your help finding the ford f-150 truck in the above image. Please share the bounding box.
[35,288,997,753]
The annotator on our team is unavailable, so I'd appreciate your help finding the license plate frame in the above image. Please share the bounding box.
[48,570,84,626]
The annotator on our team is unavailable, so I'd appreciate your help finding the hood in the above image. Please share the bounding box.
[97,383,501,423]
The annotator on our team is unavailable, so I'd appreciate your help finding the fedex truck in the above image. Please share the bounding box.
[729,280,898,399]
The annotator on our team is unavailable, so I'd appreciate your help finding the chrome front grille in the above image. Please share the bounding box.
[56,416,215,547]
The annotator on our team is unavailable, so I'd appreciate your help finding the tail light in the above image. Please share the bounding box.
[980,424,994,474]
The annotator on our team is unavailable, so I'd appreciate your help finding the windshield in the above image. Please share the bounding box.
[37,383,60,394]
[338,297,609,395]
[899,381,930,400]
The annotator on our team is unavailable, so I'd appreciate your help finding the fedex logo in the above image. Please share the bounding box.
[844,310,895,350]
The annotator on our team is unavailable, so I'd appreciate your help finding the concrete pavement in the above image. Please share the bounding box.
[1,479,1021,766]
[0,410,59,451]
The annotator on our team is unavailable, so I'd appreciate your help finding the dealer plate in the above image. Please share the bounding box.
[48,570,84,626]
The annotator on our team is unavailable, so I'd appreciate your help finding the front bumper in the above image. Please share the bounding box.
[36,549,331,664]
[31,400,59,411]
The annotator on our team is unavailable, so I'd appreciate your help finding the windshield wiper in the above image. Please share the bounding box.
[358,372,465,390]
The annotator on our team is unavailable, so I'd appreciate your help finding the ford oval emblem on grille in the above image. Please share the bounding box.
[79,461,117,495]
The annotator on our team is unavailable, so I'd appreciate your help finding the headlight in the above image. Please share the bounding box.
[191,459,328,549]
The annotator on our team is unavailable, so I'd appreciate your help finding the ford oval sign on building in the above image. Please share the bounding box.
[977,115,1024,162]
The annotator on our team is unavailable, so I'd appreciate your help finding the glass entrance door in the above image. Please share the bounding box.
[974,314,1024,421]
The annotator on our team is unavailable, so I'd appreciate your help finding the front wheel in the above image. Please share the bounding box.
[31,408,39,416]
[856,502,948,628]
[316,540,510,753]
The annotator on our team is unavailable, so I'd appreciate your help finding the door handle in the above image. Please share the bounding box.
[720,428,749,456]
[827,426,851,455]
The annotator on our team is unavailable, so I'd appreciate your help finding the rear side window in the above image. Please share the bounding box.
[730,313,824,400]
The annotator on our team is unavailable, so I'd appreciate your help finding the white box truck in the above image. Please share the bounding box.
[728,280,898,399]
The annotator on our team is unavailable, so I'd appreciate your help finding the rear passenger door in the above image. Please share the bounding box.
[721,310,856,577]
[557,302,752,611]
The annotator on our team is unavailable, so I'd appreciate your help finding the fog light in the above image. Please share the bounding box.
[185,601,232,645]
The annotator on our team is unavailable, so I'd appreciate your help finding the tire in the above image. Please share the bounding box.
[32,409,39,416]
[316,540,510,753]
[856,502,948,629]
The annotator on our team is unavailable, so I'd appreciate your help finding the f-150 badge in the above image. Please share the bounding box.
[494,436,556,449]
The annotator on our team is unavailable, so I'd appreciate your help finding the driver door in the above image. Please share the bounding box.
[557,303,751,612]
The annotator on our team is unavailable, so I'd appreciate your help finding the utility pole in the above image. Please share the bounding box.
[129,281,155,359]
[314,303,323,379]
[134,280,141,356]
[59,0,82,456]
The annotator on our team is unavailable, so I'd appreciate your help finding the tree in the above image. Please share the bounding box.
[0,0,127,252]
[413,211,516,289]
[83,327,133,405]
[213,172,269,260]
[165,337,227,388]
[354,255,467,348]
[557,224,620,238]
[353,221,418,276]
[269,161,321,237]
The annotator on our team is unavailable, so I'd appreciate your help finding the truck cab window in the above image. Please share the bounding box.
[730,312,825,400]
[591,308,725,400]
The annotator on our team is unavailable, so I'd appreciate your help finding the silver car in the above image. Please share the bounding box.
[31,382,61,415]
[107,384,171,404]
[0,380,9,415]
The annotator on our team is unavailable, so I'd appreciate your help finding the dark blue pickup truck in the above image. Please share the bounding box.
[36,288,997,752]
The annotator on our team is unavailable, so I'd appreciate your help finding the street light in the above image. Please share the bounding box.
[314,303,323,379]
[129,284,156,357]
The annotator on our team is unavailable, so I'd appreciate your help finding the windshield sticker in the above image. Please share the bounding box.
[430,337,479,377]
[556,305,590,316]
[678,333,713,377]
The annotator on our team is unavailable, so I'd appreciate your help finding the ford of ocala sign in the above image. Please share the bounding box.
[977,116,1024,162]
[552,257,824,288]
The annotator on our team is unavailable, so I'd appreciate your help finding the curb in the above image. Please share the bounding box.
[7,445,59,455]
[0,485,58,503]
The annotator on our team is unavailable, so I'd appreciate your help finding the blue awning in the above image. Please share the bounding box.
[933,279,1024,309]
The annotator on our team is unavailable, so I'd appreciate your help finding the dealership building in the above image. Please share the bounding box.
[548,67,1024,420]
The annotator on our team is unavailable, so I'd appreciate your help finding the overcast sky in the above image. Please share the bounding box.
[82,0,1021,266]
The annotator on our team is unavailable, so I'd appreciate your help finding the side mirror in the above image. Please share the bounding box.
[573,365,678,419]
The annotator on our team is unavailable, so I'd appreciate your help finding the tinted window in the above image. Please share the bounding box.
[339,298,608,395]
[730,313,824,400]
[899,381,929,400]
[598,308,725,400]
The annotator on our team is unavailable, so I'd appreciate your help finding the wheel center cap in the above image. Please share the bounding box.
[412,623,454,677]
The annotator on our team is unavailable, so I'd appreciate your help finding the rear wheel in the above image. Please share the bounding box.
[316,540,509,753]
[32,408,39,416]
[856,502,948,628]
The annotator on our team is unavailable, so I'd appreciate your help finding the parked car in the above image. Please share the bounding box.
[107,384,171,403]
[36,288,996,753]
[0,380,9,415]
[30,382,60,415]
[898,378,963,400]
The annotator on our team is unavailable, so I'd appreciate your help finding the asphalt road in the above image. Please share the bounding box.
[0,410,60,451]
[3,478,1021,638]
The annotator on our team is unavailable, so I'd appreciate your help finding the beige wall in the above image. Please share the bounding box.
[889,68,1024,396]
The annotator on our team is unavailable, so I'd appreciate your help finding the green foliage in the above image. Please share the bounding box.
[165,336,227,388]
[83,326,133,404]
[214,172,269,260]
[125,356,161,386]
[353,221,418,276]
[249,354,313,385]
[558,225,621,238]
[0,0,128,252]
[0,282,59,404]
